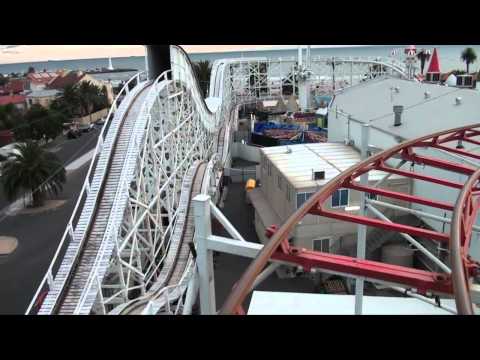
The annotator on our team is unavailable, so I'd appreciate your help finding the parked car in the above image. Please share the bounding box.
[79,124,95,133]
[67,129,82,139]
[96,117,106,126]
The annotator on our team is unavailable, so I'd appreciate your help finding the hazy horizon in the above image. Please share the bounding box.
[0,45,372,65]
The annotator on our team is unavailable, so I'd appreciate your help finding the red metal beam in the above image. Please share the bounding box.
[462,137,480,147]
[220,124,480,315]
[402,150,476,175]
[432,144,480,161]
[309,207,450,242]
[465,129,480,137]
[272,249,452,294]
[376,163,465,189]
[345,182,455,211]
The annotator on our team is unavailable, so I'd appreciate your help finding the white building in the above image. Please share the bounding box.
[26,89,61,109]
[329,77,480,261]
[249,143,410,256]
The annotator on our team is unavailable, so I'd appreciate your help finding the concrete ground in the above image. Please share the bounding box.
[0,130,98,314]
[212,181,315,312]
[211,162,401,312]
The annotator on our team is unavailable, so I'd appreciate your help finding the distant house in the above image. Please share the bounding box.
[0,94,26,110]
[47,70,88,90]
[26,71,59,91]
[26,89,62,109]
[0,79,28,96]
[48,70,114,104]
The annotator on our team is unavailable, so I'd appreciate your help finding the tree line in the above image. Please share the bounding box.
[0,81,109,208]
[0,81,109,143]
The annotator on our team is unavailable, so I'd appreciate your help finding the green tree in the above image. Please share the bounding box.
[461,47,477,74]
[1,141,66,207]
[13,104,65,143]
[0,74,8,86]
[0,104,21,130]
[193,60,212,97]
[27,66,36,74]
[51,82,108,120]
[51,84,81,118]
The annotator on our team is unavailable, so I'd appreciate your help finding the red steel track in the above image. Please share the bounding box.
[221,124,480,315]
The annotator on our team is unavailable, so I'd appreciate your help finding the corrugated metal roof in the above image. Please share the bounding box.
[332,78,480,140]
[262,143,396,190]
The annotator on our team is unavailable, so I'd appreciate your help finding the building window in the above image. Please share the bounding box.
[331,189,349,208]
[313,238,330,253]
[286,185,291,202]
[268,162,272,176]
[261,154,266,169]
[368,192,377,201]
[277,175,283,190]
[297,192,314,209]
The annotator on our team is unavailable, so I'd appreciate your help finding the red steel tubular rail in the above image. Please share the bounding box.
[220,124,480,315]
[450,168,480,314]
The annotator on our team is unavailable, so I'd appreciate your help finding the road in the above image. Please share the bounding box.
[0,129,99,314]
[212,182,315,313]
[0,129,100,212]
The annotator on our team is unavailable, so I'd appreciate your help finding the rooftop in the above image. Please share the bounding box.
[48,71,86,89]
[248,291,458,315]
[26,89,61,98]
[0,79,27,95]
[261,142,397,189]
[427,48,440,73]
[0,94,26,106]
[332,77,480,141]
[27,72,59,84]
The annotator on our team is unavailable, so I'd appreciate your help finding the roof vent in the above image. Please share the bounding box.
[455,97,462,105]
[286,146,292,154]
[393,105,404,127]
[424,91,431,99]
[394,86,400,93]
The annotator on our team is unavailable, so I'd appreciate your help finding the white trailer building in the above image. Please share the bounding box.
[249,142,411,258]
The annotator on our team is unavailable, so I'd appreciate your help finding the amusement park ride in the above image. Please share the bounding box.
[26,45,479,315]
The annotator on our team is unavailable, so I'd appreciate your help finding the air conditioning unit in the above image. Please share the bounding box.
[313,170,325,180]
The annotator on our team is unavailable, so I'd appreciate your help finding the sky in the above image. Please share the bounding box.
[0,45,282,64]
[0,45,368,64]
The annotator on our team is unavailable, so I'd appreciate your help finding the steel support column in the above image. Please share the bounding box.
[355,124,369,315]
[145,45,171,81]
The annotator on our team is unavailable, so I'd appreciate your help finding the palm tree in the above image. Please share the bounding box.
[51,84,81,118]
[461,47,477,74]
[193,60,211,97]
[1,141,66,207]
[0,103,21,130]
[77,81,109,119]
